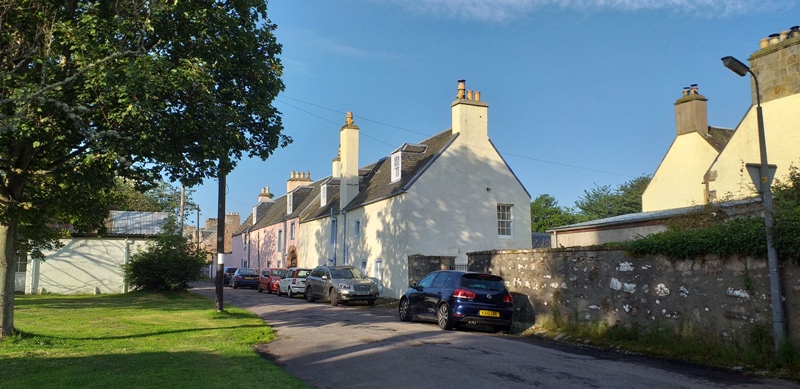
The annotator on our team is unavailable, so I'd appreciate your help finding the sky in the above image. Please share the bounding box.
[185,0,800,227]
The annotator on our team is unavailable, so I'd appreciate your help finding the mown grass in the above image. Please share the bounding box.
[0,291,308,389]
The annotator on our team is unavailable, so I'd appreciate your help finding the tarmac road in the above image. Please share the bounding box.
[190,282,798,389]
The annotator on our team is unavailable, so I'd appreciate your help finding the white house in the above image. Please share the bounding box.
[233,80,532,298]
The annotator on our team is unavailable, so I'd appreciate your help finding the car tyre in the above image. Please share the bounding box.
[267,284,273,294]
[494,325,511,334]
[437,303,455,330]
[398,299,412,322]
[330,289,339,306]
[306,286,316,302]
[277,286,283,297]
[232,281,238,289]
[367,299,375,306]
[257,284,263,293]
[287,288,294,298]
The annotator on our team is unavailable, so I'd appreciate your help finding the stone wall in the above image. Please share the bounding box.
[407,255,455,288]
[750,36,800,104]
[468,248,800,345]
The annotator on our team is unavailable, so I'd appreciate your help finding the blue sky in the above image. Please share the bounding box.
[186,0,799,227]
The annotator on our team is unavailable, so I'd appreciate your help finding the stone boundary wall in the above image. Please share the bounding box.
[468,248,800,345]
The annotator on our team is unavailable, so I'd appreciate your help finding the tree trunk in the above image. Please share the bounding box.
[0,220,18,338]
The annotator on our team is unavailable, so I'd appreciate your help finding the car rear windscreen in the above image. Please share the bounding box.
[460,274,505,291]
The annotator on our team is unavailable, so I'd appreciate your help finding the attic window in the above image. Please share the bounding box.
[401,143,427,153]
[321,185,328,206]
[390,152,401,182]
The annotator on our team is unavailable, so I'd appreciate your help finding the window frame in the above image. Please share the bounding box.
[497,204,513,237]
[390,152,401,182]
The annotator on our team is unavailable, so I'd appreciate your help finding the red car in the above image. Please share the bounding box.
[258,268,288,294]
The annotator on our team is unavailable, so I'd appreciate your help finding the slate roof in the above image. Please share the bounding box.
[237,127,484,229]
[701,126,736,152]
[547,197,761,232]
[346,129,457,209]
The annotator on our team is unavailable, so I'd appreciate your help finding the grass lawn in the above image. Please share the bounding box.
[0,291,308,389]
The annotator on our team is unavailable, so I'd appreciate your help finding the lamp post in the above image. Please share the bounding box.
[721,55,786,352]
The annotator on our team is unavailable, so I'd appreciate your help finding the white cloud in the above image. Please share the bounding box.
[292,28,400,60]
[386,0,786,22]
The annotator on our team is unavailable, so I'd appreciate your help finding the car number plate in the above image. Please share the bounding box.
[245,277,254,280]
[479,310,500,318]
[355,291,369,295]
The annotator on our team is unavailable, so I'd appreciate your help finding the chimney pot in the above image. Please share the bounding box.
[457,80,466,99]
[791,26,800,38]
[780,30,789,42]
[475,91,481,101]
[769,33,780,45]
[760,37,770,49]
[346,111,354,126]
[466,90,473,100]
[690,84,699,94]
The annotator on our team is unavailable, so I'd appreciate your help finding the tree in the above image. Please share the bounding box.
[0,1,289,337]
[575,175,651,220]
[123,216,206,291]
[109,178,194,215]
[530,194,580,232]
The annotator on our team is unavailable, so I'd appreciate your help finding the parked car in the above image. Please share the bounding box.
[230,268,259,289]
[258,268,288,294]
[305,265,379,306]
[398,270,513,333]
[223,267,238,286]
[278,267,312,298]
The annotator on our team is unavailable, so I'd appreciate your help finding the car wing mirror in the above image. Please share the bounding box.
[410,281,418,288]
[322,275,328,280]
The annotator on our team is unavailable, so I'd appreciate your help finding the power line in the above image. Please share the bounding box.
[275,95,636,178]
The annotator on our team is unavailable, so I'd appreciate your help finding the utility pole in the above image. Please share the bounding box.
[215,169,226,312]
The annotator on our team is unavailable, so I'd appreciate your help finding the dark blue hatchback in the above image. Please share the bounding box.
[398,270,513,333]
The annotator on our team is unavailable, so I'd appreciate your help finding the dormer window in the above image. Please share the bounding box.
[321,184,328,206]
[390,152,401,182]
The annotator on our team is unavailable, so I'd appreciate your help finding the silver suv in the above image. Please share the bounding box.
[305,265,379,306]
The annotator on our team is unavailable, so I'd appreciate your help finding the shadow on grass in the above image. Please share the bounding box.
[3,350,307,388]
[15,290,212,312]
[13,321,265,342]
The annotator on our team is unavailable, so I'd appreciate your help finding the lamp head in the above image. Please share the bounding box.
[721,56,750,77]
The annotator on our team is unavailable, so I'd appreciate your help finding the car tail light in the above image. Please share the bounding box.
[291,277,297,285]
[503,294,513,303]
[452,289,475,300]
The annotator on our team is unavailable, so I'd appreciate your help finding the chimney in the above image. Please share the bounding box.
[674,84,708,136]
[286,171,312,193]
[331,148,341,179]
[340,111,359,210]
[225,212,241,232]
[204,218,217,230]
[252,187,273,223]
[451,79,489,146]
[750,25,800,104]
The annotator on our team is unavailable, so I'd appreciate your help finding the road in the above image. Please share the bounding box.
[190,282,798,389]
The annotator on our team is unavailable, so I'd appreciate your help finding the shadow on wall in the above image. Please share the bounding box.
[511,292,536,328]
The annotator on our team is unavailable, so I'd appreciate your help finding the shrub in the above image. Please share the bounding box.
[123,216,207,291]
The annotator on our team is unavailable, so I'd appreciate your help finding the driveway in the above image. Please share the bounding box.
[190,282,798,389]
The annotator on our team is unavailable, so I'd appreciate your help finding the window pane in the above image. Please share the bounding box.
[497,204,512,236]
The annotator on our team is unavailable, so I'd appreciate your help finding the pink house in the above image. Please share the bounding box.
[230,173,313,270]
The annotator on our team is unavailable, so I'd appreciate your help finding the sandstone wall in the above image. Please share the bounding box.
[468,248,800,345]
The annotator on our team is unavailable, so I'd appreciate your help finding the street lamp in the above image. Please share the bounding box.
[721,55,786,352]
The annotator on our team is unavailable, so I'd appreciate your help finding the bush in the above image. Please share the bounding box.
[123,217,207,291]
